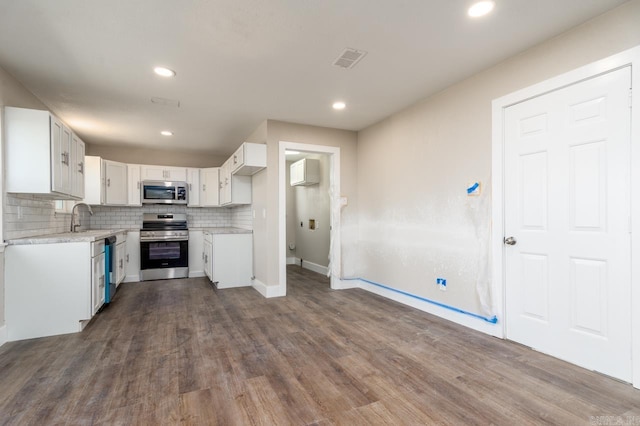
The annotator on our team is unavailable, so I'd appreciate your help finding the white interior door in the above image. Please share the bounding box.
[504,67,632,381]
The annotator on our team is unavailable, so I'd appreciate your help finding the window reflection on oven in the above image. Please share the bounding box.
[140,240,188,270]
[149,242,182,260]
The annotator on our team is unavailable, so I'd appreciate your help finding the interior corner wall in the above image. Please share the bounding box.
[356,0,640,318]
[0,63,49,331]
[252,120,358,290]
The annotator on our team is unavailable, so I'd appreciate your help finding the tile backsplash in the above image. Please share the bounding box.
[4,194,71,240]
[4,193,253,240]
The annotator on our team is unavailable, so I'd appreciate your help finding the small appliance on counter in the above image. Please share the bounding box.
[140,213,189,281]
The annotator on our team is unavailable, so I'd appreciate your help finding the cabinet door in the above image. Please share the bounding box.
[203,239,213,280]
[200,168,220,207]
[116,242,126,285]
[92,252,105,315]
[231,144,244,173]
[104,160,128,205]
[187,168,200,206]
[70,134,85,199]
[140,166,166,181]
[166,167,187,181]
[51,117,71,194]
[219,160,231,205]
[127,164,141,206]
[188,230,204,276]
[125,231,140,282]
[290,159,304,185]
[212,234,253,288]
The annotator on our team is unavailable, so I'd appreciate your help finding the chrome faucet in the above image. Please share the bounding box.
[70,202,94,232]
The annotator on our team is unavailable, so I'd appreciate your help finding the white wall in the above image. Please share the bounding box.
[293,154,330,269]
[251,120,358,290]
[356,0,640,319]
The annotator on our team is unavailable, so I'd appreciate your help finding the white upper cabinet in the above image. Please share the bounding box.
[84,156,128,206]
[220,158,251,206]
[5,107,83,199]
[200,167,220,207]
[187,168,201,207]
[83,156,103,205]
[70,133,85,199]
[231,142,266,176]
[140,165,187,182]
[103,160,128,205]
[290,158,320,186]
[127,164,141,206]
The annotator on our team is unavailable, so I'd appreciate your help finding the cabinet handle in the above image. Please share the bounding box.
[233,155,237,165]
[219,181,222,189]
[107,178,111,187]
[203,184,206,191]
[100,276,105,288]
[225,177,229,185]
[120,259,123,268]
[205,254,208,263]
[61,152,68,165]
[189,183,192,191]
[78,161,84,174]
[126,254,130,262]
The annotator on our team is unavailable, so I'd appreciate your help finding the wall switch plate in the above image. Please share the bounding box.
[437,277,447,291]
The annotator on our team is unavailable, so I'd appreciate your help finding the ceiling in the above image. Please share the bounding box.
[0,0,629,156]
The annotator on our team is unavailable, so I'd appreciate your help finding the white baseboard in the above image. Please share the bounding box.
[251,279,286,298]
[189,271,205,278]
[287,257,300,265]
[331,278,360,290]
[123,274,140,283]
[0,325,7,347]
[301,260,329,276]
[352,279,502,338]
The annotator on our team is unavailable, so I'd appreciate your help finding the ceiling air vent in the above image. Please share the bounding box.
[333,48,367,69]
[151,97,180,108]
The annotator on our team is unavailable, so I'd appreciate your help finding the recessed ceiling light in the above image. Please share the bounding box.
[160,130,173,136]
[468,1,495,18]
[154,67,176,77]
[332,101,346,110]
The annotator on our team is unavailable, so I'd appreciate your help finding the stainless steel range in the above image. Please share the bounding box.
[140,213,189,281]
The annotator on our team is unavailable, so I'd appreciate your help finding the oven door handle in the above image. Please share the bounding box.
[140,237,189,242]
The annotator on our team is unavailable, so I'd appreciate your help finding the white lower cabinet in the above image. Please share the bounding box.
[188,230,204,277]
[115,239,126,286]
[92,242,106,315]
[125,231,140,282]
[203,232,253,288]
[5,241,103,341]
[203,234,213,281]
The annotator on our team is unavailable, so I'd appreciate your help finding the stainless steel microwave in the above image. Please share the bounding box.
[141,180,188,204]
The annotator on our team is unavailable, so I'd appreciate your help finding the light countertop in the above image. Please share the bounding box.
[193,227,252,234]
[7,229,129,245]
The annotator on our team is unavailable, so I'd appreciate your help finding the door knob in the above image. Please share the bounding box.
[504,236,517,246]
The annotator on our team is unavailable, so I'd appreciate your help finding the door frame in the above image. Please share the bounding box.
[278,141,341,293]
[492,45,640,388]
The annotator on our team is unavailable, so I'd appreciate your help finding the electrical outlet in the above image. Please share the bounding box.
[437,278,447,291]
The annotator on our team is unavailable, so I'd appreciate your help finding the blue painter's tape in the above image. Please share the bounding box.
[343,277,498,324]
[467,182,480,194]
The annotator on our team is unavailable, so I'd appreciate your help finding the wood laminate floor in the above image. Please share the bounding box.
[1,266,639,425]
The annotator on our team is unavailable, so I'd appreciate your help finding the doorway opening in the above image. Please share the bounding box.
[278,142,341,295]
